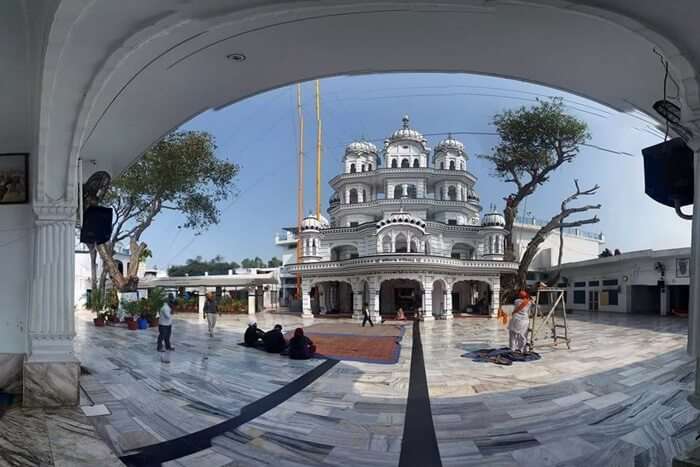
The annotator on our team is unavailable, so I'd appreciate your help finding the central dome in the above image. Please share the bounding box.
[435,134,465,155]
[387,115,427,145]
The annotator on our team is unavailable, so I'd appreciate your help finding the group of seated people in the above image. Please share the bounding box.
[243,323,317,359]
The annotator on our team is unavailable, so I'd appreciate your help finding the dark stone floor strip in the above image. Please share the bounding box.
[119,358,339,467]
[399,320,442,467]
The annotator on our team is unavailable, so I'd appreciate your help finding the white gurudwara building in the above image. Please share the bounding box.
[276,116,604,321]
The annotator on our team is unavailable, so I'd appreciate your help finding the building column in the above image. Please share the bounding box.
[198,286,207,320]
[402,184,408,197]
[660,285,669,316]
[444,285,453,319]
[490,277,501,318]
[353,291,363,321]
[301,280,314,319]
[686,137,700,410]
[369,278,381,323]
[422,285,434,321]
[247,287,256,318]
[24,203,80,408]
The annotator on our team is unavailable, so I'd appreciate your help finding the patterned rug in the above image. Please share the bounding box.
[285,324,406,364]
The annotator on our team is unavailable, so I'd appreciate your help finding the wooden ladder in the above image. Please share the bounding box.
[527,287,571,351]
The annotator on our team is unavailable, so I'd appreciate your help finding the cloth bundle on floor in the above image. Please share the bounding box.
[462,347,541,365]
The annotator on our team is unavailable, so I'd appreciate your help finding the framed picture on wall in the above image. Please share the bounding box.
[676,258,690,278]
[0,153,29,204]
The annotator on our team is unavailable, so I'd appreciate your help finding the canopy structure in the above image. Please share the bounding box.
[139,273,277,289]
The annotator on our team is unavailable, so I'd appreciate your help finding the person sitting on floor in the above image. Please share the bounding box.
[288,328,316,359]
[263,324,287,353]
[395,307,406,321]
[244,322,265,347]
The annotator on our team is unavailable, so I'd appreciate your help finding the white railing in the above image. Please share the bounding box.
[284,254,518,273]
[329,198,476,213]
[329,167,477,185]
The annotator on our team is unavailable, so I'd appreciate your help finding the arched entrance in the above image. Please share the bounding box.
[311,281,353,315]
[452,280,491,315]
[380,279,422,316]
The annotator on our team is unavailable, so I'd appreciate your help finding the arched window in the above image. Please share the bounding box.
[449,160,456,170]
[349,188,358,204]
[395,234,408,253]
[393,185,403,199]
[401,159,410,168]
[382,235,392,253]
[448,185,457,201]
[369,163,373,170]
[460,161,464,170]
[350,163,356,173]
[361,164,365,172]
[407,184,417,199]
[410,238,419,253]
[391,159,398,168]
[413,159,420,168]
[440,162,444,170]
[362,189,367,202]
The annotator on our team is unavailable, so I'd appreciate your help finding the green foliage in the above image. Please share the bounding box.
[267,257,283,268]
[168,255,240,276]
[241,257,265,269]
[139,247,153,262]
[481,98,590,185]
[86,288,106,315]
[144,287,167,320]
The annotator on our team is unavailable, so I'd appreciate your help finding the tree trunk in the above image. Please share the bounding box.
[89,245,98,292]
[503,203,518,262]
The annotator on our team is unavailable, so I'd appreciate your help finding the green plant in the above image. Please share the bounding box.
[86,289,107,319]
[143,287,166,320]
[122,300,142,319]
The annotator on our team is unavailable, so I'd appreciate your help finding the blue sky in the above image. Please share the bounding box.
[141,73,691,270]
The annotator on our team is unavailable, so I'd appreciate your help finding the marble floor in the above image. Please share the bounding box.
[4,310,698,466]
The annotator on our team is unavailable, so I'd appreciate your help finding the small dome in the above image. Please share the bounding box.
[301,213,329,231]
[435,134,465,155]
[387,115,428,145]
[345,140,378,157]
[482,210,505,227]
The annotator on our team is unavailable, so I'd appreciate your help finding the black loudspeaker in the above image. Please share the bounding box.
[80,206,113,245]
[643,137,694,208]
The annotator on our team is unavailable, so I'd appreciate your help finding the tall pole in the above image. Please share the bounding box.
[315,80,322,220]
[295,83,304,300]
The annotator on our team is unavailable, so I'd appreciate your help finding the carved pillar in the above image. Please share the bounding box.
[422,283,434,321]
[301,280,314,319]
[490,277,501,318]
[369,277,381,322]
[402,184,408,197]
[247,287,256,317]
[353,290,363,321]
[444,285,453,319]
[24,202,80,408]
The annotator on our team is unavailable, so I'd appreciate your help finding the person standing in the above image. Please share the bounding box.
[361,303,373,327]
[508,290,532,353]
[204,292,219,337]
[157,297,174,352]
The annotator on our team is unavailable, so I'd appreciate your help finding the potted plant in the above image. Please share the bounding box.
[123,301,141,330]
[217,295,234,314]
[144,287,166,327]
[106,288,120,323]
[87,289,107,326]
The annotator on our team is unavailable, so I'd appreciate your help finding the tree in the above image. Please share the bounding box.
[241,257,265,268]
[168,256,240,277]
[267,257,283,268]
[93,131,239,291]
[481,98,590,262]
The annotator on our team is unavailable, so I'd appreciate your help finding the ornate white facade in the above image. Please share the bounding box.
[283,117,522,321]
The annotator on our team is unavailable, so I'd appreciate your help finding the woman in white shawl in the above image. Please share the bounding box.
[508,290,531,353]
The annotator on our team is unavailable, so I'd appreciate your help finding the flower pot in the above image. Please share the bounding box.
[148,318,159,327]
[127,320,138,330]
[137,318,149,330]
[93,318,105,327]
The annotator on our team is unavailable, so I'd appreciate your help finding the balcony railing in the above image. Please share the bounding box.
[515,216,604,241]
[284,254,518,273]
[329,198,478,213]
[329,167,477,186]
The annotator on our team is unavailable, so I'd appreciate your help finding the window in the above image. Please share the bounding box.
[361,164,365,172]
[440,162,444,169]
[447,219,457,225]
[447,186,457,201]
[460,162,464,170]
[449,160,456,170]
[451,253,460,259]
[349,189,358,204]
[401,159,410,168]
[368,163,373,170]
[573,290,586,304]
[588,280,599,287]
[407,185,417,199]
[413,159,420,168]
[350,163,356,173]
[574,281,586,288]
[393,185,403,199]
[608,290,619,305]
[602,279,618,286]
[362,189,367,202]
[395,234,408,253]
[349,221,359,227]
[350,253,359,259]
[391,159,398,168]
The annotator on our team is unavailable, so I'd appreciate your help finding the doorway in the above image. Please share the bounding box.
[588,290,599,311]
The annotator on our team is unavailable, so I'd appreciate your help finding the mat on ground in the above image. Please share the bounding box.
[462,347,541,365]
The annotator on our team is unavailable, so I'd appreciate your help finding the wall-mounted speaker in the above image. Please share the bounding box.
[643,137,694,208]
[80,206,113,245]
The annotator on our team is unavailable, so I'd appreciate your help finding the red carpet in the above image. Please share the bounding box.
[286,324,406,364]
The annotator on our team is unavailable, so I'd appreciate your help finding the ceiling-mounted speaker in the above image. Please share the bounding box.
[643,137,694,208]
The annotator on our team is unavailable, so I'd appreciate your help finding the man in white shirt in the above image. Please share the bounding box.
[157,297,174,352]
